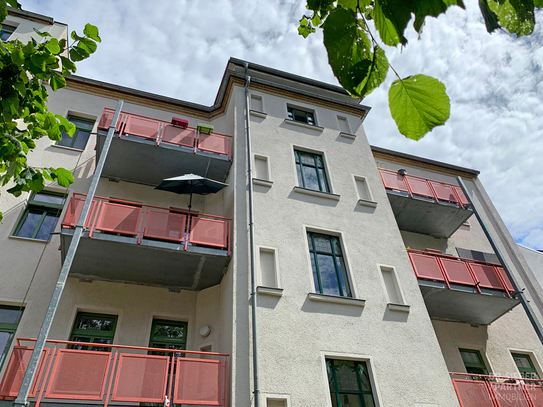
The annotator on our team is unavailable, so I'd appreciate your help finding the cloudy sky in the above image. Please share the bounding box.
[22,0,543,250]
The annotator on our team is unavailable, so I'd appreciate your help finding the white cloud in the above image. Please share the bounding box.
[22,0,543,249]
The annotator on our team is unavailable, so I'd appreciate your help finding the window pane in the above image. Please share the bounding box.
[302,166,320,190]
[0,307,23,324]
[317,254,340,296]
[72,130,91,150]
[363,394,375,407]
[35,213,59,240]
[57,131,74,147]
[77,315,116,331]
[514,355,532,369]
[0,331,14,366]
[338,393,361,407]
[17,210,43,238]
[335,361,359,391]
[152,322,186,340]
[357,362,373,392]
[310,255,320,292]
[461,351,481,365]
[330,394,339,407]
[91,338,112,352]
[71,336,91,350]
[300,152,316,166]
[292,109,308,123]
[313,234,332,254]
[69,118,94,130]
[318,168,329,192]
[33,193,65,205]
[296,163,304,187]
[337,257,351,297]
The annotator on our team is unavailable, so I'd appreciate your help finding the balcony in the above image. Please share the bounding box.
[450,372,543,407]
[378,169,473,238]
[60,194,231,290]
[96,109,233,185]
[408,250,520,325]
[0,338,229,407]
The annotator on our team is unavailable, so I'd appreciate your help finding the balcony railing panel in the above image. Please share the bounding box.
[61,194,231,255]
[123,116,161,141]
[0,338,229,407]
[161,125,194,148]
[408,250,514,295]
[451,373,543,407]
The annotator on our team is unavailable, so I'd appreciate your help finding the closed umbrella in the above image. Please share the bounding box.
[154,174,228,211]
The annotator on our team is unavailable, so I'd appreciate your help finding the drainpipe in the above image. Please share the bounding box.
[13,100,124,407]
[457,176,543,345]
[244,63,260,407]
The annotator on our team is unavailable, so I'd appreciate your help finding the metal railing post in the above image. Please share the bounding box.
[13,100,124,407]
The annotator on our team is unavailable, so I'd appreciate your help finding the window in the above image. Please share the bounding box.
[512,353,540,379]
[287,106,315,125]
[459,349,488,375]
[308,232,351,297]
[295,150,330,192]
[57,116,95,150]
[148,319,187,356]
[0,306,24,369]
[327,359,376,407]
[14,191,66,240]
[69,312,117,351]
[0,24,16,41]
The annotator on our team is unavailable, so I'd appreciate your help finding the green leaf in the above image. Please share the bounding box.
[488,0,535,36]
[45,38,61,54]
[49,71,66,91]
[323,7,374,97]
[535,0,543,7]
[307,0,334,12]
[51,167,74,187]
[359,45,389,97]
[60,56,76,73]
[413,0,465,33]
[11,47,24,65]
[298,17,316,37]
[479,0,501,33]
[77,38,98,54]
[373,0,411,46]
[337,0,359,11]
[83,23,101,42]
[33,28,51,38]
[312,13,322,26]
[0,2,8,24]
[388,74,450,140]
[69,45,90,62]
[57,115,76,135]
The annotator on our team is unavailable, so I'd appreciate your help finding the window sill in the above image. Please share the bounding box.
[257,286,283,297]
[308,293,365,307]
[340,132,356,140]
[50,144,85,153]
[358,199,377,208]
[387,303,411,313]
[253,178,273,188]
[283,119,324,132]
[250,110,267,119]
[293,186,340,201]
[9,235,50,243]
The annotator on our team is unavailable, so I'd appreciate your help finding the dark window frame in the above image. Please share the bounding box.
[459,348,489,375]
[0,24,17,41]
[69,312,118,352]
[0,305,24,371]
[57,115,95,150]
[295,150,330,193]
[512,353,540,379]
[13,191,66,241]
[287,106,316,126]
[327,359,376,407]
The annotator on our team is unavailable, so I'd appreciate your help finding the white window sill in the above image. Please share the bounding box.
[358,199,377,208]
[340,132,356,140]
[253,178,273,188]
[257,286,283,297]
[293,186,340,201]
[9,235,49,243]
[250,110,267,119]
[308,293,366,307]
[387,303,411,313]
[50,144,84,153]
[283,119,324,132]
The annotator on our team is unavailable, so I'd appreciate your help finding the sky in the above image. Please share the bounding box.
[22,0,543,250]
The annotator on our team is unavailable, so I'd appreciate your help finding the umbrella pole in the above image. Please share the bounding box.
[188,192,192,212]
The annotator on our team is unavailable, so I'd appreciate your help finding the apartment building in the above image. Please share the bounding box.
[1,8,543,407]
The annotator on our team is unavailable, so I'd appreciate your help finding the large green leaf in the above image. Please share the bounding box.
[45,38,61,54]
[373,0,412,46]
[49,71,66,91]
[479,0,501,32]
[488,0,535,36]
[50,167,74,187]
[535,0,543,7]
[83,23,101,42]
[323,7,374,96]
[413,0,465,33]
[0,2,7,24]
[388,74,450,140]
[360,45,389,97]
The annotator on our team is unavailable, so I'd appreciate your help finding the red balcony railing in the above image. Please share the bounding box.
[451,372,543,407]
[408,249,514,296]
[62,194,231,255]
[378,168,469,207]
[0,338,229,407]
[98,108,233,160]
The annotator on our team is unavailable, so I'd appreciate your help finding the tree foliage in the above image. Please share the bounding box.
[299,0,541,140]
[0,1,100,221]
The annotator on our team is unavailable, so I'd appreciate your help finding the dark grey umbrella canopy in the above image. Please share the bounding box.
[155,174,228,210]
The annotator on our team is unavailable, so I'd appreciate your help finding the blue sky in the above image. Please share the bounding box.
[22,0,543,249]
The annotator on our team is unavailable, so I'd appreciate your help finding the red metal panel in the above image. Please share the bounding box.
[470,263,505,290]
[409,253,446,282]
[124,116,161,140]
[144,210,186,243]
[496,267,515,292]
[190,217,228,249]
[61,198,96,229]
[490,382,531,407]
[96,203,142,236]
[161,125,194,148]
[198,133,229,156]
[173,358,222,406]
[45,349,110,400]
[379,170,409,192]
[525,385,543,407]
[440,258,476,286]
[0,346,49,399]
[97,110,123,132]
[452,379,495,407]
[430,181,459,203]
[111,354,169,403]
[453,186,470,206]
[405,176,434,199]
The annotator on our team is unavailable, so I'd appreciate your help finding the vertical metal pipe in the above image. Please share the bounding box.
[13,100,124,407]
[457,176,543,345]
[244,63,260,407]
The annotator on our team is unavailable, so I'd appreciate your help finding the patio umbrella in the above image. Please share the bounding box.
[154,174,228,211]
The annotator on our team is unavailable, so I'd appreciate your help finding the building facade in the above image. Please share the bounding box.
[1,8,543,407]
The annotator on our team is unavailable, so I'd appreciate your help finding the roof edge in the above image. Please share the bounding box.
[7,7,61,26]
